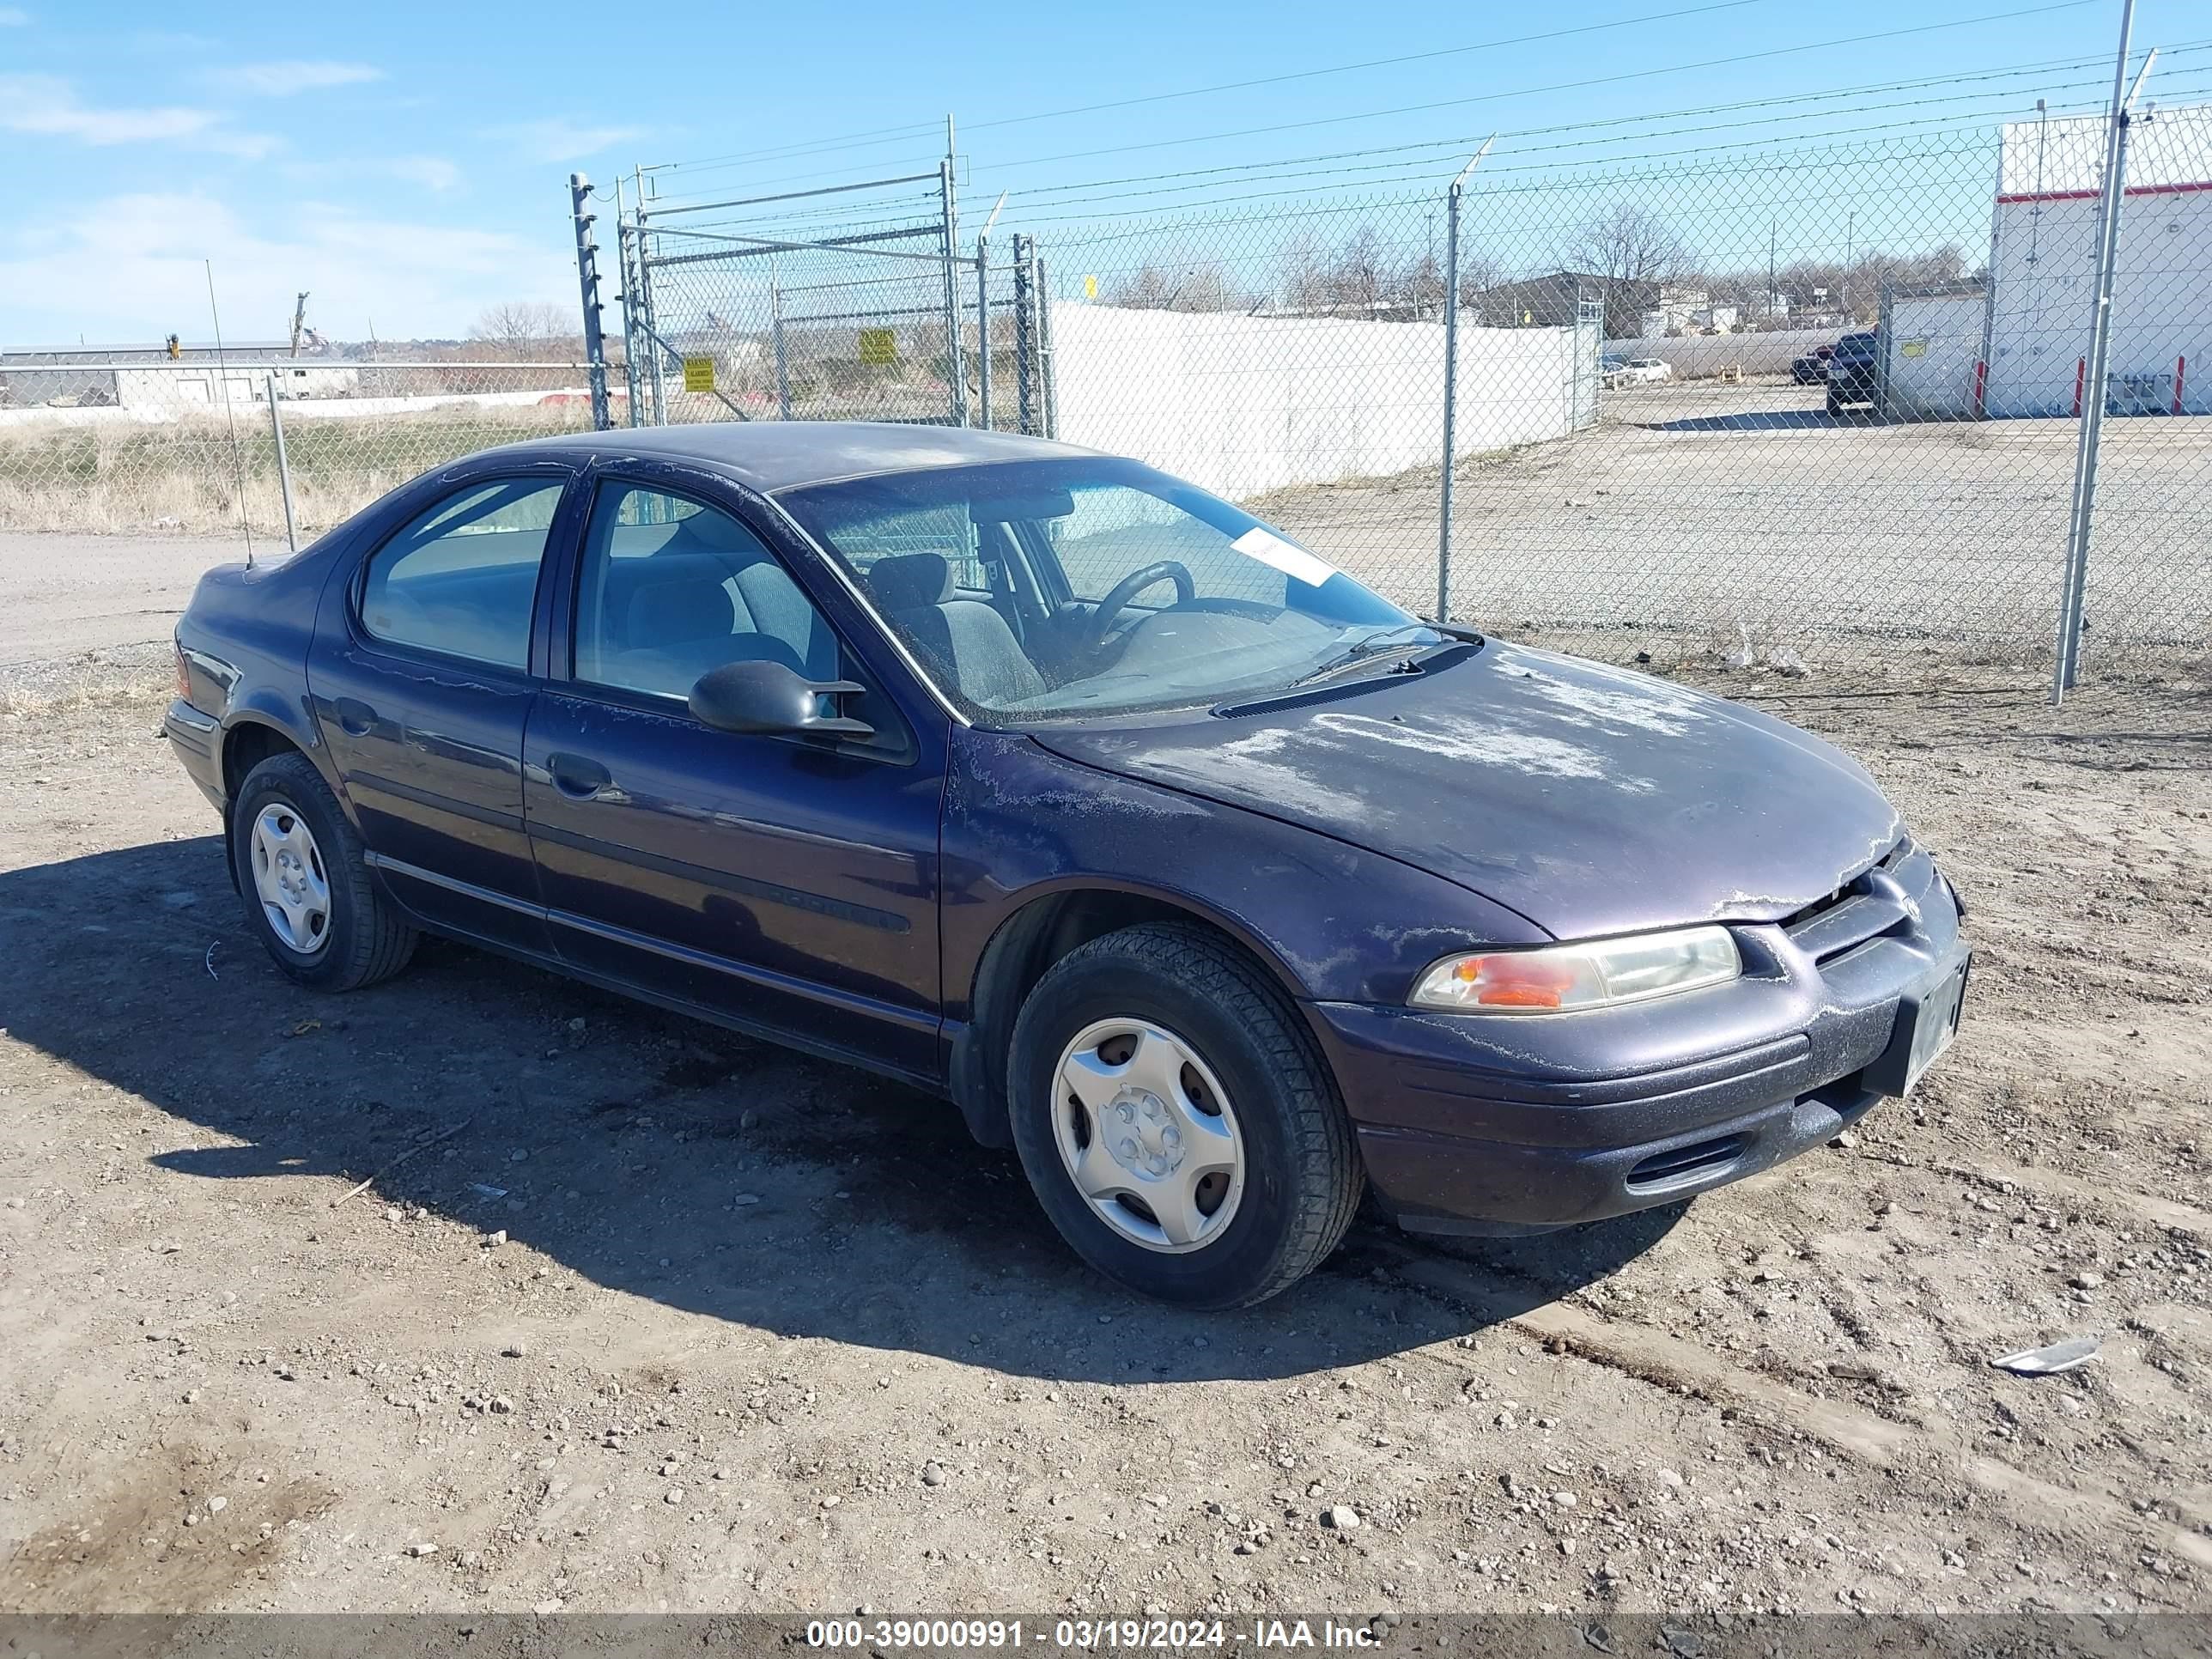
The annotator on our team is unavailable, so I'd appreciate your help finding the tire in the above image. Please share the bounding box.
[230,750,417,991]
[1825,388,1844,416]
[1006,922,1362,1308]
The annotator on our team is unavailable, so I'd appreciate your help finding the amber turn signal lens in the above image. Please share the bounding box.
[1412,926,1741,1014]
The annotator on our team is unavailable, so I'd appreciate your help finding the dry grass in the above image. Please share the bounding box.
[0,404,598,536]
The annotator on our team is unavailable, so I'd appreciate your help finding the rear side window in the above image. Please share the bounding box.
[359,478,566,669]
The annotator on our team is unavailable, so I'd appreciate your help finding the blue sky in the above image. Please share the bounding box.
[0,0,2179,345]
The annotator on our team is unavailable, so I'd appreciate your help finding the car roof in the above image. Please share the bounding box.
[483,421,1100,494]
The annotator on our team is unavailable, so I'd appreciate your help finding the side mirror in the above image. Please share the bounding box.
[689,659,874,741]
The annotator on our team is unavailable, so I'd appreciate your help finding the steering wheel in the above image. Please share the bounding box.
[1082,560,1196,652]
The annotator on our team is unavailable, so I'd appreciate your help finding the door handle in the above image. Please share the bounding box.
[331,696,377,736]
[546,751,612,799]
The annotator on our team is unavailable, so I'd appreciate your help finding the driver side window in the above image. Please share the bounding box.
[572,484,841,703]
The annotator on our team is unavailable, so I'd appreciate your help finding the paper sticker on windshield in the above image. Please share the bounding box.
[1231,526,1337,589]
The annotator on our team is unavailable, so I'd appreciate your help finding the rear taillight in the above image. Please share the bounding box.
[173,641,191,699]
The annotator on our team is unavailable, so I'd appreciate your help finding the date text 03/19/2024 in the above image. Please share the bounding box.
[805,1618,1386,1650]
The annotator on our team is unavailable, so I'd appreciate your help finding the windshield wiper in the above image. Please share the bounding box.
[1285,623,1442,690]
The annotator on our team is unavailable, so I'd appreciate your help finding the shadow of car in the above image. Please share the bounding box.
[0,833,1688,1384]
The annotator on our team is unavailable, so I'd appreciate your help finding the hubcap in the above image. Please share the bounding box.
[249,802,331,956]
[1052,1018,1244,1255]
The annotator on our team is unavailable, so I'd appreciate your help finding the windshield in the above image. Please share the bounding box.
[778,457,1449,722]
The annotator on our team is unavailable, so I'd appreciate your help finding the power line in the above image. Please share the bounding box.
[963,0,2102,179]
[1000,52,2169,215]
[647,0,1779,185]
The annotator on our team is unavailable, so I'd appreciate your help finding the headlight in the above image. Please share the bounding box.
[1410,926,1741,1014]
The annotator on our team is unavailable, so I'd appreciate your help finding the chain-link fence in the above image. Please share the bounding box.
[0,360,605,539]
[7,63,2205,689]
[610,90,2208,682]
[620,170,975,428]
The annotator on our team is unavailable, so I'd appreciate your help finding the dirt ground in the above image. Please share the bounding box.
[0,639,2208,1623]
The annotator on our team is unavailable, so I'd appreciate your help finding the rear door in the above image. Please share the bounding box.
[521,465,947,1081]
[307,460,580,952]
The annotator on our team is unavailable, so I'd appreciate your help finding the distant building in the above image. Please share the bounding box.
[1981,102,2212,415]
[0,342,358,411]
[1474,271,1657,341]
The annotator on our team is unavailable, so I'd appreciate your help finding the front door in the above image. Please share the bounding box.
[307,465,574,952]
[521,472,945,1081]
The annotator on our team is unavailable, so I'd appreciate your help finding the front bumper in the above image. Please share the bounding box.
[1311,841,1968,1236]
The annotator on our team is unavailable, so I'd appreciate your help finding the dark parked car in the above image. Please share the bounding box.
[165,425,1969,1306]
[1826,330,1881,415]
[1791,343,1835,384]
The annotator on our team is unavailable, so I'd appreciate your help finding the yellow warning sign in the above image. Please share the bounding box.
[682,356,715,392]
[1899,339,1928,358]
[858,327,897,366]
[1084,274,1098,300]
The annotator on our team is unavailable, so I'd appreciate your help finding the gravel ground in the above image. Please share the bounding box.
[1264,380,2212,662]
[0,653,2207,1620]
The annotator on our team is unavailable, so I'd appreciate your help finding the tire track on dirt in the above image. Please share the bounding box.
[1360,1237,2212,1572]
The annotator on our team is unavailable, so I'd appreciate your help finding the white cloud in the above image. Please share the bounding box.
[0,191,574,344]
[207,60,382,96]
[486,118,644,163]
[0,73,275,155]
[388,155,462,192]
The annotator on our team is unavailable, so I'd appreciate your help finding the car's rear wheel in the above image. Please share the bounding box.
[1826,388,1844,416]
[230,751,417,991]
[1007,922,1362,1307]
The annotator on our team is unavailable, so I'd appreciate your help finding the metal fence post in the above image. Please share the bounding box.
[975,237,993,432]
[264,371,298,554]
[1012,234,1036,436]
[634,210,668,425]
[2054,1,2148,702]
[1876,282,1895,421]
[939,142,967,427]
[569,173,611,431]
[770,260,793,421]
[1436,140,1494,625]
[614,204,642,428]
[1034,251,1057,440]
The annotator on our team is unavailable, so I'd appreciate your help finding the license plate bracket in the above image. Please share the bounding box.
[1866,953,1970,1097]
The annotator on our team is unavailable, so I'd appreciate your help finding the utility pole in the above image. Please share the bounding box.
[289,292,310,356]
[1843,210,1855,322]
[1768,219,1777,321]
[940,114,966,426]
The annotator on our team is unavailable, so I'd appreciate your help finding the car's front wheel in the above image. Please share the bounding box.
[230,750,417,991]
[1007,922,1363,1307]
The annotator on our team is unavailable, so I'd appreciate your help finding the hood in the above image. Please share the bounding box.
[1027,641,1903,941]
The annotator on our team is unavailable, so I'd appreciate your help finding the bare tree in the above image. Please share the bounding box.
[1562,204,1693,286]
[1104,259,1246,313]
[468,301,580,361]
[1453,251,1503,310]
[1279,226,1438,319]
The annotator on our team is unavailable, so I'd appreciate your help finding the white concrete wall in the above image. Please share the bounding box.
[115,364,362,409]
[1047,303,1585,499]
[0,388,596,430]
[1886,291,1986,418]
